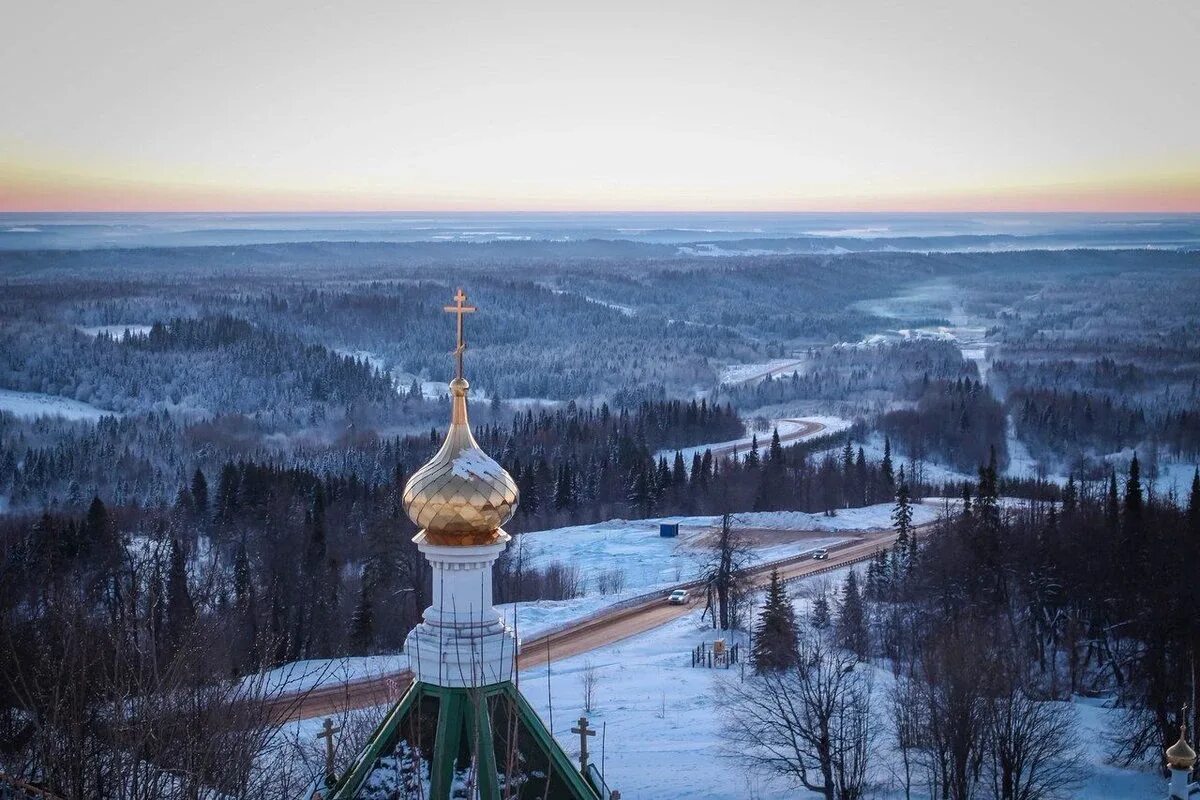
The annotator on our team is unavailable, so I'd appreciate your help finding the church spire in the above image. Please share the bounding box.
[402,289,518,546]
[331,290,601,800]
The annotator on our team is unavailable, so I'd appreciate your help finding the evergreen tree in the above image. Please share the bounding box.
[841,439,855,506]
[976,446,999,527]
[672,451,687,487]
[893,481,913,569]
[1062,474,1078,517]
[1190,469,1200,538]
[836,570,869,660]
[166,538,194,655]
[745,435,761,469]
[233,539,252,605]
[626,466,653,517]
[810,594,831,630]
[751,570,798,672]
[769,427,783,464]
[349,581,375,654]
[1123,452,1144,538]
[881,436,895,492]
[553,462,573,511]
[191,468,209,515]
[216,462,239,521]
[1105,470,1120,530]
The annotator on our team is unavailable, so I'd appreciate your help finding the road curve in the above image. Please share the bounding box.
[272,520,933,722]
[704,417,828,462]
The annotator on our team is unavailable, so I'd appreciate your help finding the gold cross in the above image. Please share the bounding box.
[443,288,477,380]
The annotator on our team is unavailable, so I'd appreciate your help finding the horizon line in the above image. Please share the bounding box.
[4,208,1200,216]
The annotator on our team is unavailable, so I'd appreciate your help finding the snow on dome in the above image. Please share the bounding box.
[402,378,518,543]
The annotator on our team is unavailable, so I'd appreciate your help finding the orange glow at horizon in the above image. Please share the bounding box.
[3,162,1197,214]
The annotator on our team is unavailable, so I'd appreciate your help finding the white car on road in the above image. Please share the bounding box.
[667,589,690,605]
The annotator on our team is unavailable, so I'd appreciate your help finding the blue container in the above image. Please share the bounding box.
[659,522,679,538]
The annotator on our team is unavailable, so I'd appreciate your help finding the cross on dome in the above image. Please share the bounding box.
[443,287,476,381]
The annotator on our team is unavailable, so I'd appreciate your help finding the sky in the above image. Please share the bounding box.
[1,0,1198,213]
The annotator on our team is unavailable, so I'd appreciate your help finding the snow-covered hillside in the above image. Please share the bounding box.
[0,388,117,421]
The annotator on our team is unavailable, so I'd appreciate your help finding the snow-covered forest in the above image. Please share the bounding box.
[1,240,1199,797]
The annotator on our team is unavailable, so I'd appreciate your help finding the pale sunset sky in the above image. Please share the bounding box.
[1,0,1197,212]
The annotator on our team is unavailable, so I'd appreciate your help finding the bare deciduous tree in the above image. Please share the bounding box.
[582,661,600,714]
[716,632,873,800]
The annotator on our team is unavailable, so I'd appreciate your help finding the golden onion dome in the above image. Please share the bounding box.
[402,290,519,546]
[1168,722,1197,770]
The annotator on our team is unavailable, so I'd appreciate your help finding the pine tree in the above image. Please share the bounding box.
[841,439,855,507]
[893,481,913,568]
[769,428,783,464]
[166,538,194,655]
[672,451,687,487]
[881,436,895,492]
[745,435,761,469]
[554,462,573,511]
[627,466,653,517]
[1062,473,1078,517]
[191,468,209,515]
[1123,452,1143,538]
[233,539,252,605]
[1189,469,1200,538]
[216,462,239,521]
[1105,471,1120,530]
[810,594,831,630]
[751,570,798,672]
[836,570,869,660]
[349,582,375,654]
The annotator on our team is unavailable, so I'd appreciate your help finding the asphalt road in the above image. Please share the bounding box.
[272,519,932,722]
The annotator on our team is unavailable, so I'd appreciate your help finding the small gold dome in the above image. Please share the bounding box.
[1168,724,1197,770]
[403,376,519,545]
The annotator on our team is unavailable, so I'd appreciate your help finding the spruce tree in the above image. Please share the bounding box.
[836,570,869,660]
[1123,452,1143,538]
[166,538,194,655]
[811,594,831,630]
[881,437,895,492]
[349,582,375,654]
[746,435,761,469]
[1190,469,1200,538]
[1062,474,1078,517]
[191,468,209,515]
[1105,471,1120,530]
[893,481,913,559]
[751,570,798,672]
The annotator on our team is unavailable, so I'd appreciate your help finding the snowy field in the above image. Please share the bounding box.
[515,502,941,599]
[0,388,117,421]
[518,588,1161,800]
